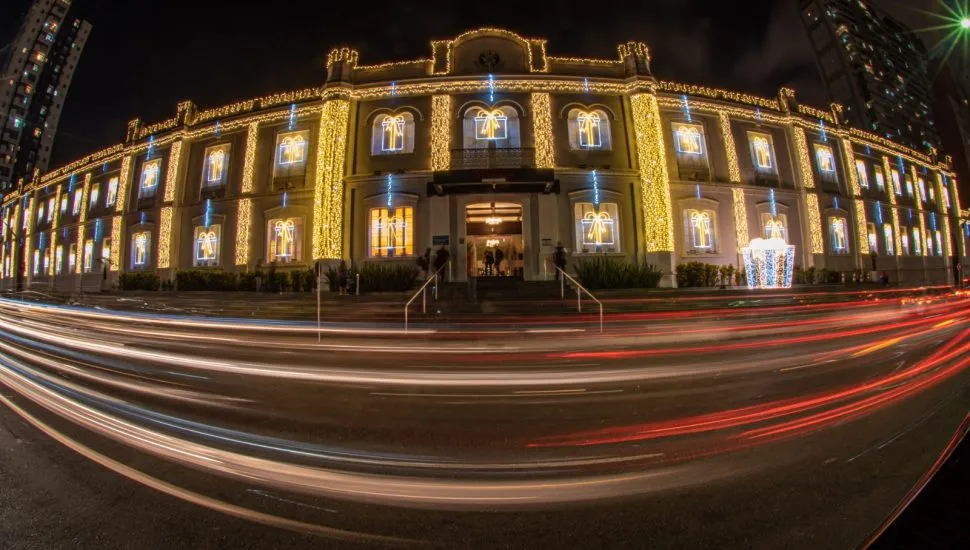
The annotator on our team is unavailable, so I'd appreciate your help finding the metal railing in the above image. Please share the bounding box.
[551,263,604,333]
[450,147,535,170]
[404,262,448,333]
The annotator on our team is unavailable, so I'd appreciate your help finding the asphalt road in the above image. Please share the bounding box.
[1,289,969,549]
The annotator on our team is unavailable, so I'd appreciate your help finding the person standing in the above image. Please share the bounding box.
[434,246,450,281]
[484,250,494,277]
[494,247,505,277]
[337,260,349,295]
[417,248,431,278]
[553,241,567,279]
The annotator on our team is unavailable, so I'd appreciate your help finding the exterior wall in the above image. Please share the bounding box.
[1,28,964,293]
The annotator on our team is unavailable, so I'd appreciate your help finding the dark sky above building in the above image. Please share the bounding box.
[0,0,956,170]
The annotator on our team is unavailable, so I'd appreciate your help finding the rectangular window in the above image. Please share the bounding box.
[673,123,704,155]
[901,232,910,255]
[46,198,55,222]
[905,177,914,198]
[60,195,68,213]
[268,218,304,263]
[32,250,40,276]
[37,204,45,226]
[54,245,63,274]
[369,207,414,257]
[912,228,922,256]
[68,247,76,273]
[83,240,93,273]
[829,216,849,254]
[574,202,620,253]
[943,187,951,208]
[139,158,161,198]
[274,131,309,178]
[935,230,943,256]
[193,224,221,267]
[890,169,902,195]
[72,188,82,215]
[204,144,230,186]
[131,231,151,268]
[855,160,869,189]
[747,132,776,174]
[874,168,886,192]
[105,177,118,207]
[760,213,789,242]
[685,208,718,253]
[867,223,878,253]
[814,144,836,173]
[89,184,100,210]
[101,240,111,267]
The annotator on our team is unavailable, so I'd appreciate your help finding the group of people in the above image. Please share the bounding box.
[482,248,506,277]
[416,246,451,280]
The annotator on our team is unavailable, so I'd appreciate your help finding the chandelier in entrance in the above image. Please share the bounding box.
[485,216,502,225]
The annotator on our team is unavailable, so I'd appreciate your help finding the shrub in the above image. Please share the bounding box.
[676,262,707,288]
[237,271,258,291]
[119,272,160,291]
[357,262,419,292]
[718,264,735,287]
[574,257,663,290]
[174,269,238,291]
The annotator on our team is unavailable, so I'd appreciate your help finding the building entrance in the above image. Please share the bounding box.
[464,202,524,278]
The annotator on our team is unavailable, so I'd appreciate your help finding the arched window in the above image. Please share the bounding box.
[882,224,895,255]
[105,177,119,207]
[193,224,222,267]
[369,206,414,257]
[277,133,307,165]
[814,144,836,173]
[829,216,849,254]
[684,208,717,253]
[204,144,230,187]
[567,109,612,150]
[371,112,416,155]
[462,105,520,149]
[131,231,151,268]
[573,202,620,253]
[267,218,303,263]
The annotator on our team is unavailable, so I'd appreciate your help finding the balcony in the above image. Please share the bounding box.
[450,147,535,170]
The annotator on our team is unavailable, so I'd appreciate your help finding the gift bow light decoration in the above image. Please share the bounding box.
[742,236,795,289]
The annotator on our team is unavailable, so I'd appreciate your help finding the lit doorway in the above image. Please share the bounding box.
[465,202,524,279]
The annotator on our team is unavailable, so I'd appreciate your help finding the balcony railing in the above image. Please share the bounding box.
[450,147,535,170]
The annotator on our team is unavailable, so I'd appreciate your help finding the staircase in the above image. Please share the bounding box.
[429,278,578,316]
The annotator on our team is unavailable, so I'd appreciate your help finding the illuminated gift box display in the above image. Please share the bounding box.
[742,237,795,289]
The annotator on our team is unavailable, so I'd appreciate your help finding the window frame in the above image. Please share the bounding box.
[747,131,777,174]
[202,143,231,188]
[827,214,850,255]
[139,158,162,199]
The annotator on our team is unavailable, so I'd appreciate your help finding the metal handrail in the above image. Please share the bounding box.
[404,261,448,333]
[551,263,604,333]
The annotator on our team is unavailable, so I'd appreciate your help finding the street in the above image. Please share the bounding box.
[1,289,969,548]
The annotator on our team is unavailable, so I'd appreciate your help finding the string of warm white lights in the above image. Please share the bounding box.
[805,194,824,255]
[115,157,132,214]
[109,216,121,272]
[74,174,92,274]
[312,99,351,259]
[531,93,555,169]
[630,93,674,252]
[718,112,742,184]
[241,123,259,194]
[234,199,252,266]
[163,140,182,203]
[732,188,749,249]
[430,95,452,171]
[157,206,173,269]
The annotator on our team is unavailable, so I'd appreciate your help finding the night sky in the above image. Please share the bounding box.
[0,0,955,170]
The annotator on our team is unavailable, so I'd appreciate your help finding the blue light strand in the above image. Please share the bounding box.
[282,192,288,209]
[487,74,495,104]
[140,212,146,225]
[897,155,905,176]
[833,195,839,210]
[288,104,297,130]
[101,162,108,173]
[215,121,221,137]
[386,173,393,208]
[769,188,777,217]
[755,108,763,125]
[682,95,692,122]
[592,170,600,207]
[865,144,871,155]
[38,233,45,251]
[874,201,883,225]
[930,212,937,232]
[390,82,397,96]
[695,183,701,200]
[68,173,75,193]
[204,199,212,229]
[147,135,155,159]
[95,219,102,242]
[819,120,827,142]
[583,77,590,93]
[907,208,913,222]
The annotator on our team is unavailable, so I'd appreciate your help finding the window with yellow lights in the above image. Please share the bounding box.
[463,106,520,149]
[369,206,414,258]
[105,176,119,207]
[139,158,162,199]
[904,176,914,198]
[942,187,950,208]
[867,222,878,253]
[54,245,63,275]
[131,231,152,269]
[874,166,886,193]
[267,217,303,264]
[274,130,310,178]
[193,224,222,267]
[371,112,416,155]
[854,159,869,189]
[37,203,45,226]
[46,198,55,222]
[59,195,67,213]
[759,212,789,242]
[83,239,94,273]
[890,168,902,196]
[43,249,50,275]
[68,246,76,273]
[203,144,231,188]
[32,250,40,276]
[72,187,83,214]
[683,208,718,254]
[813,143,838,186]
[567,109,611,151]
[882,224,894,256]
[900,231,910,255]
[911,227,922,256]
[828,216,849,254]
[89,184,100,211]
[746,131,776,175]
[917,177,927,203]
[101,239,110,267]
[934,230,943,256]
[573,202,620,254]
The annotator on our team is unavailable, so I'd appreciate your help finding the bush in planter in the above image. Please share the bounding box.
[119,272,161,291]
[573,257,663,290]
[358,262,419,292]
[718,264,735,287]
[676,262,708,288]
[175,269,238,291]
[237,272,258,291]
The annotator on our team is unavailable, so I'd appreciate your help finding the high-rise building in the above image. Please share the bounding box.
[0,0,90,197]
[799,0,939,154]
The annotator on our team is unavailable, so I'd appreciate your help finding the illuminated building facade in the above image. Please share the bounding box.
[0,28,967,291]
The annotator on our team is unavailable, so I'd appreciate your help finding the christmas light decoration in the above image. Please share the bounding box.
[115,156,132,213]
[854,199,870,255]
[430,95,451,171]
[630,93,674,252]
[386,173,393,207]
[312,99,350,259]
[109,216,121,272]
[157,207,173,269]
[241,122,258,193]
[732,188,749,248]
[718,112,741,183]
[531,93,555,168]
[234,199,252,266]
[805,194,824,254]
[792,127,815,189]
[380,115,406,152]
[742,237,795,289]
